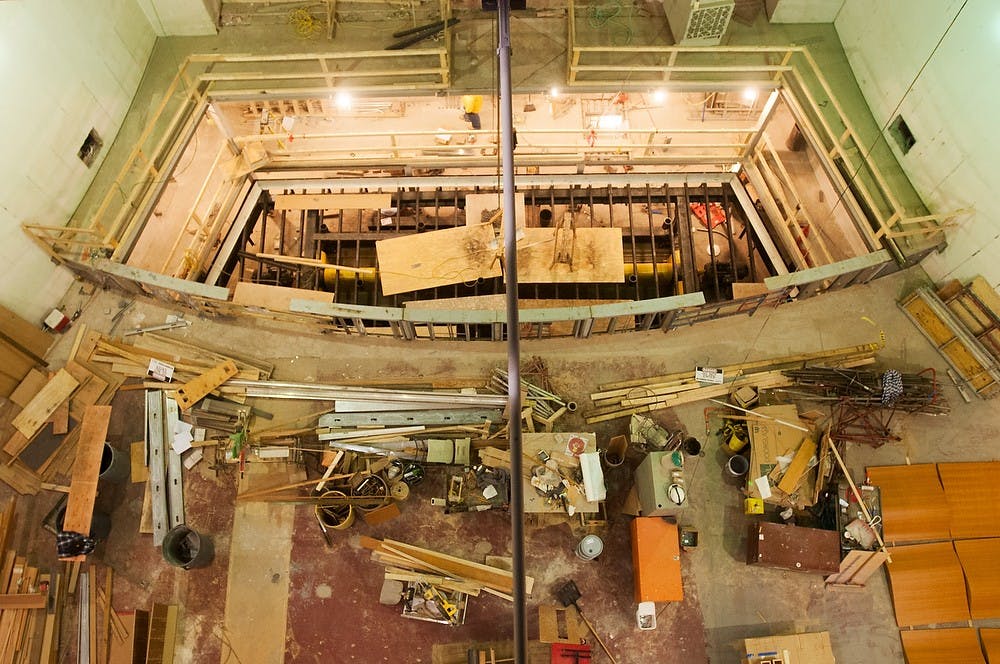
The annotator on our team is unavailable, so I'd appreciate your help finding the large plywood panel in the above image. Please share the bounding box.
[939,462,1000,540]
[464,192,525,231]
[232,282,332,312]
[982,628,1000,663]
[867,464,951,543]
[955,539,1000,620]
[376,224,501,296]
[515,228,625,283]
[900,628,985,664]
[885,542,970,628]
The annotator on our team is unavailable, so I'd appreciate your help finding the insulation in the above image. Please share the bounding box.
[900,628,985,664]
[885,542,970,628]
[955,539,1000,620]
[939,462,1000,540]
[867,464,951,544]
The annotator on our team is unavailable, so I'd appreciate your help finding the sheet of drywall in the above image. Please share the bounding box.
[836,0,1000,288]
[0,0,156,321]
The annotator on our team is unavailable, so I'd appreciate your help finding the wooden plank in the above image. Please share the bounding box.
[514,227,625,284]
[232,282,333,313]
[173,360,239,410]
[49,401,70,435]
[0,458,41,495]
[61,406,112,538]
[0,593,45,609]
[130,442,148,483]
[939,461,1000,540]
[38,572,61,664]
[9,370,48,408]
[11,369,79,439]
[270,192,392,211]
[0,304,52,363]
[375,224,502,296]
[777,436,817,494]
[981,628,1000,664]
[382,538,532,595]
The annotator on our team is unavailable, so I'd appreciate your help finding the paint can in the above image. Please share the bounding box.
[725,454,750,478]
[161,525,214,569]
[98,443,129,484]
[636,601,657,630]
[575,534,604,561]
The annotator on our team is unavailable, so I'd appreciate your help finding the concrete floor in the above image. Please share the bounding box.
[7,264,998,662]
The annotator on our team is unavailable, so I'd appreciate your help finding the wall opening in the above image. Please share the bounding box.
[78,129,103,167]
[888,115,916,155]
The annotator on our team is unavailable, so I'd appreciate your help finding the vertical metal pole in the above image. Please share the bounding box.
[498,1,526,661]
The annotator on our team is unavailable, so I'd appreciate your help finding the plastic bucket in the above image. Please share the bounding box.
[604,435,628,468]
[726,454,750,478]
[575,534,604,561]
[98,443,129,484]
[56,505,111,541]
[162,525,214,569]
[317,491,355,531]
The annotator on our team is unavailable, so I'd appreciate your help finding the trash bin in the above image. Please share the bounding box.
[162,525,214,569]
[98,443,129,484]
[56,505,111,541]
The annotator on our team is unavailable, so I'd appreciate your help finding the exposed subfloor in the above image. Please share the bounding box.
[7,266,1000,662]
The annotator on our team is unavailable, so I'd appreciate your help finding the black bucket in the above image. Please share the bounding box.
[681,437,702,456]
[539,208,553,227]
[56,505,111,541]
[98,443,129,484]
[162,525,214,569]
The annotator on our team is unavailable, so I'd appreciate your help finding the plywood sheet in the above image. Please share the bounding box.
[900,628,985,664]
[743,631,836,664]
[0,303,52,362]
[376,224,501,296]
[9,369,48,408]
[514,227,625,283]
[867,464,951,544]
[885,542,970,628]
[11,369,79,439]
[232,282,332,312]
[464,192,525,231]
[270,193,391,211]
[938,462,1000,540]
[981,628,1000,663]
[955,538,1000,620]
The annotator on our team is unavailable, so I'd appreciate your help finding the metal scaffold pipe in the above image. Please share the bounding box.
[497,0,526,661]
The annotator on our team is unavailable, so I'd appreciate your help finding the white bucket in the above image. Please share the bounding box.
[575,534,604,561]
[636,601,657,630]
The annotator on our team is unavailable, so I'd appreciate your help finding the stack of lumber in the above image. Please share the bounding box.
[88,332,272,387]
[0,327,123,491]
[586,342,881,424]
[0,498,55,662]
[360,536,533,602]
[900,285,1000,398]
[0,304,52,400]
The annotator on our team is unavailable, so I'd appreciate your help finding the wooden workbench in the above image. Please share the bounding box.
[522,433,600,514]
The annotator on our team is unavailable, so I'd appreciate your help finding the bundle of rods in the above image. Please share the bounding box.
[780,367,948,415]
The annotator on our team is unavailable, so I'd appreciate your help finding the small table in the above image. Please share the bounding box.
[521,433,600,514]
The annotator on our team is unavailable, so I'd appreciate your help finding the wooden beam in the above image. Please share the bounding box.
[61,406,113,539]
[11,369,79,440]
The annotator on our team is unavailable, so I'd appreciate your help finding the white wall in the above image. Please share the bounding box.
[767,0,844,23]
[0,0,155,323]
[836,0,1000,289]
[136,0,218,36]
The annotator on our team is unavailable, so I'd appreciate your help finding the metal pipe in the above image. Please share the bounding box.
[497,2,526,661]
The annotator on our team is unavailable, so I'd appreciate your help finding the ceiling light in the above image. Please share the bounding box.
[652,89,668,104]
[742,87,758,103]
[596,114,624,130]
[549,86,560,98]
[335,91,352,111]
[730,162,742,173]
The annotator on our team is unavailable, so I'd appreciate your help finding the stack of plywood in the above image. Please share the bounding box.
[900,628,986,664]
[866,464,951,544]
[884,542,970,628]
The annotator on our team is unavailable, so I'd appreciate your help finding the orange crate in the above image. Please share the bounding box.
[630,517,683,602]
